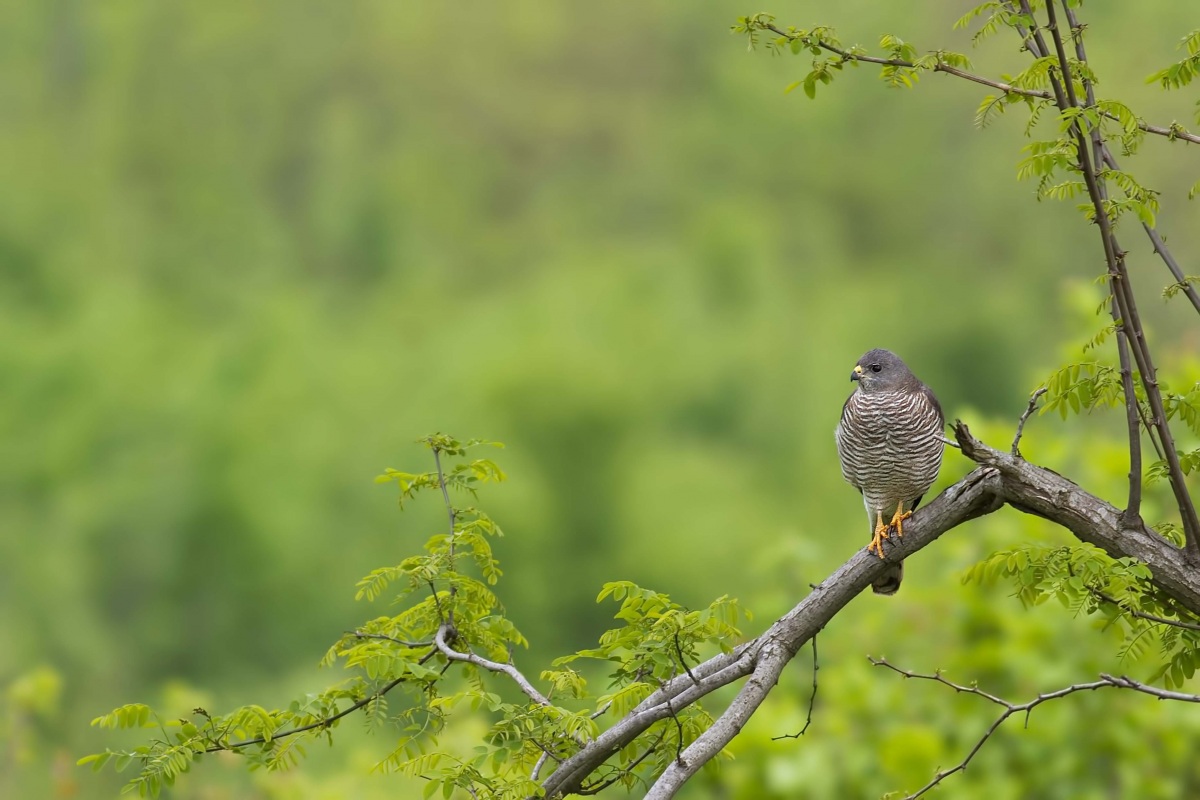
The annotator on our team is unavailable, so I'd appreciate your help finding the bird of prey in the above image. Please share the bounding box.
[835,349,945,595]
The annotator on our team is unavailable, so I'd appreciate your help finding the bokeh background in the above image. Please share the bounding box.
[4,0,1200,797]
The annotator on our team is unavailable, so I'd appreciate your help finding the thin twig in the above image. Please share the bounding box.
[1091,589,1200,632]
[658,682,687,767]
[589,701,613,720]
[772,633,819,740]
[936,433,962,449]
[350,631,434,648]
[531,751,550,782]
[674,632,700,687]
[759,22,1200,145]
[577,733,664,795]
[207,646,438,753]
[427,579,446,624]
[432,446,459,625]
[764,23,1050,101]
[1133,396,1167,461]
[1011,387,1047,457]
[1098,147,1200,316]
[869,657,1200,799]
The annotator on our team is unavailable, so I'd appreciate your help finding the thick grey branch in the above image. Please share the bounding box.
[645,642,791,799]
[538,464,1002,798]
[956,422,1200,611]
[537,421,1200,798]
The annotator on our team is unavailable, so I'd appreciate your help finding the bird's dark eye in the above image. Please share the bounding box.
[870,364,882,373]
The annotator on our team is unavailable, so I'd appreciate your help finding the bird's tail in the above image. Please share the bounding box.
[871,561,903,595]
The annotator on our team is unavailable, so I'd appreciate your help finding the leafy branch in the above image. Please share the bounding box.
[737,0,1200,559]
[85,416,1200,798]
[83,435,747,798]
[733,13,1200,145]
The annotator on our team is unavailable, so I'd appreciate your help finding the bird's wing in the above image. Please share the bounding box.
[919,383,945,430]
[835,394,864,492]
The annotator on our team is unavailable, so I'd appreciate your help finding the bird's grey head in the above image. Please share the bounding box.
[849,348,917,393]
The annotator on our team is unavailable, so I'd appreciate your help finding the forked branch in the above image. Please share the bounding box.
[869,657,1200,800]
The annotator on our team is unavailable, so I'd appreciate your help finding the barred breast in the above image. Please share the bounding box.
[835,387,944,516]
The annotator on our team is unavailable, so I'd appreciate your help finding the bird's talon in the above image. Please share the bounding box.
[889,508,913,538]
[867,518,890,558]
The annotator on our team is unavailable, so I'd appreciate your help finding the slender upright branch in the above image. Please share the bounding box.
[432,446,459,623]
[1111,297,1144,521]
[673,632,700,686]
[1011,387,1047,457]
[1096,147,1200,315]
[1047,1,1143,519]
[1038,1,1199,554]
[1058,3,1200,316]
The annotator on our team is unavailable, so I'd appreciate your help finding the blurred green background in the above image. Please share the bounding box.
[4,0,1200,797]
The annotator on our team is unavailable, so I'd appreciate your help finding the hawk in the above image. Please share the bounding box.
[835,349,945,595]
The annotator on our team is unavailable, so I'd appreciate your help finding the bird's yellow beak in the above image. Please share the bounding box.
[851,364,864,382]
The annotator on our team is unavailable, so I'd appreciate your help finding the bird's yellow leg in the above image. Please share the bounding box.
[867,511,889,558]
[889,505,913,538]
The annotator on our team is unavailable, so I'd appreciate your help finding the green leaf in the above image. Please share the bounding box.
[803,74,817,99]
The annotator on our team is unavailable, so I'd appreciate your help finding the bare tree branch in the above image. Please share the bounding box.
[645,642,791,799]
[869,657,1200,799]
[1045,2,1145,520]
[1011,387,1047,457]
[350,631,433,648]
[531,751,550,782]
[772,634,819,740]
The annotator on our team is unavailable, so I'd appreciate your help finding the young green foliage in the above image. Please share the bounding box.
[738,3,1189,219]
[964,542,1200,689]
[82,435,750,797]
[1147,30,1200,101]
